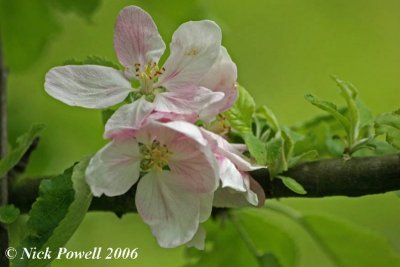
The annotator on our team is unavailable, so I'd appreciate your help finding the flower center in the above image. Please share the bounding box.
[139,140,172,172]
[206,114,230,136]
[131,62,166,102]
[134,62,164,92]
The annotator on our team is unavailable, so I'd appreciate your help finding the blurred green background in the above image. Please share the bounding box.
[4,0,400,266]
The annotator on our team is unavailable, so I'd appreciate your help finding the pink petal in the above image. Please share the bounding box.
[104,97,154,139]
[139,121,219,193]
[148,111,198,124]
[135,170,201,248]
[157,20,221,90]
[153,86,224,116]
[162,120,208,146]
[85,139,141,197]
[114,6,165,76]
[201,128,263,171]
[168,136,219,194]
[45,65,132,109]
[134,120,181,148]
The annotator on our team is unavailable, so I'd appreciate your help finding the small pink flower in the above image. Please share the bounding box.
[201,129,266,207]
[45,6,236,118]
[85,120,219,248]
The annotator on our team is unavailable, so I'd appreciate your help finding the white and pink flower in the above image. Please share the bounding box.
[51,5,263,249]
[201,129,266,208]
[45,6,237,120]
[86,119,219,248]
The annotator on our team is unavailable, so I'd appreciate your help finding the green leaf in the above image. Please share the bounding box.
[259,253,282,267]
[277,176,307,195]
[13,157,92,267]
[332,76,359,127]
[0,204,20,224]
[325,133,345,156]
[281,129,294,161]
[281,126,304,143]
[243,133,267,165]
[303,213,400,267]
[267,203,400,267]
[375,109,400,149]
[305,94,350,132]
[288,150,318,167]
[63,56,120,69]
[356,98,374,128]
[293,114,345,158]
[0,124,45,178]
[256,106,280,132]
[266,137,287,178]
[184,210,298,267]
[225,85,255,134]
[353,139,398,157]
[184,218,258,267]
[240,210,298,267]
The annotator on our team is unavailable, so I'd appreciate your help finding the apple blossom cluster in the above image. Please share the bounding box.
[44,6,265,249]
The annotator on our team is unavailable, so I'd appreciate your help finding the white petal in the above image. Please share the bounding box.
[201,47,237,91]
[114,6,165,76]
[45,65,132,108]
[158,20,222,90]
[200,46,238,117]
[136,171,201,248]
[85,139,141,197]
[104,97,154,139]
[199,193,214,223]
[186,226,206,250]
[248,174,266,207]
[242,173,259,206]
[153,86,224,116]
[219,157,246,192]
[213,174,262,208]
[213,187,254,208]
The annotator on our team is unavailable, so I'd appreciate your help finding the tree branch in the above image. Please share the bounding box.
[254,153,400,198]
[9,154,400,216]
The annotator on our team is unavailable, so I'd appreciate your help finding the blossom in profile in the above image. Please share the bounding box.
[45,6,237,119]
[201,129,266,208]
[85,119,219,248]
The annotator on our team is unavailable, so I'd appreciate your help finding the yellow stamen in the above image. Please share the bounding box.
[140,141,172,172]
